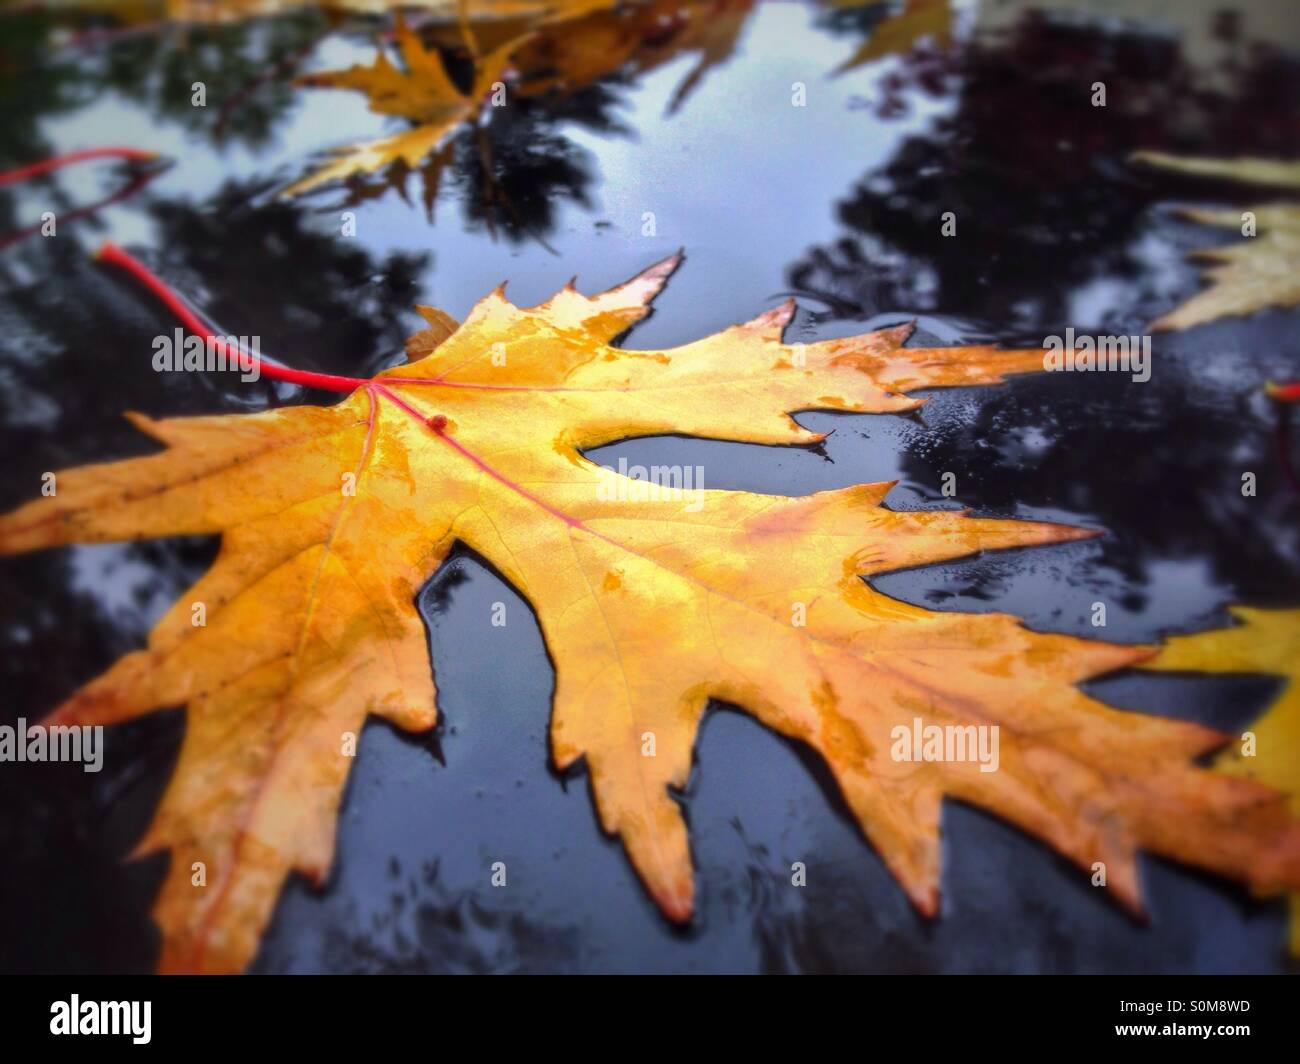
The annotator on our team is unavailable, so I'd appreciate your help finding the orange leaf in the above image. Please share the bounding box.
[5,255,1300,971]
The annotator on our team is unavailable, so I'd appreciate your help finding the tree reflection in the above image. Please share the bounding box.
[785,9,1300,602]
[2,9,332,152]
[315,80,626,244]
[148,178,429,375]
[788,11,1300,333]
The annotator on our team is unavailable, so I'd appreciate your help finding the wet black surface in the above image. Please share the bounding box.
[0,1,1298,973]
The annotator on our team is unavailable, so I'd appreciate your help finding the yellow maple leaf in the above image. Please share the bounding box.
[1139,607,1300,953]
[1132,151,1300,331]
[284,0,754,196]
[281,13,519,196]
[5,255,1300,972]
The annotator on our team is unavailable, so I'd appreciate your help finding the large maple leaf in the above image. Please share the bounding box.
[4,254,1300,973]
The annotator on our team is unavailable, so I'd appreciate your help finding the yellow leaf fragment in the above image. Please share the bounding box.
[405,304,461,360]
[1151,204,1300,331]
[834,0,953,74]
[1140,607,1300,953]
[1132,152,1300,190]
[1132,151,1300,330]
